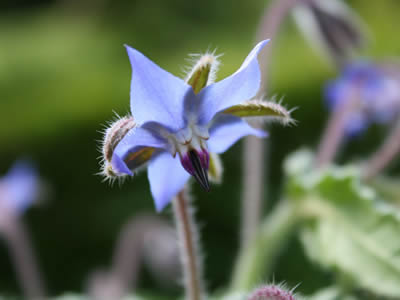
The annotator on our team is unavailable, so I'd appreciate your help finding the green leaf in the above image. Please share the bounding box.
[285,150,400,298]
[307,286,357,300]
[368,176,400,206]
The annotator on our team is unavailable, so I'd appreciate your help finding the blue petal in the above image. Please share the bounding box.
[147,151,191,212]
[2,160,39,214]
[125,45,195,131]
[207,114,268,154]
[112,126,169,175]
[196,40,269,125]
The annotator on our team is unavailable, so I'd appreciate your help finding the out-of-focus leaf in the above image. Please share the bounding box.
[50,294,148,300]
[369,176,400,205]
[284,150,400,298]
[307,286,357,300]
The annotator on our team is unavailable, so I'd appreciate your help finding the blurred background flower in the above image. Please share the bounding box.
[325,61,400,136]
[0,160,40,217]
[1,0,400,298]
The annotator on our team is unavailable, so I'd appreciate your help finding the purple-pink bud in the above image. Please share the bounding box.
[247,285,297,300]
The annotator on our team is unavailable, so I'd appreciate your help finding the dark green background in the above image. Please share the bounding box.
[0,0,399,297]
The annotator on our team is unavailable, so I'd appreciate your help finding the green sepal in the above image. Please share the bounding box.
[223,100,294,126]
[208,152,223,183]
[187,63,212,94]
[124,147,155,172]
[185,54,219,94]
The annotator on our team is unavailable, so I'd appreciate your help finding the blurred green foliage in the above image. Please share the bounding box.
[1,0,400,298]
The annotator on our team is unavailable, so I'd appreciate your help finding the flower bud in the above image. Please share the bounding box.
[293,0,366,65]
[247,284,298,300]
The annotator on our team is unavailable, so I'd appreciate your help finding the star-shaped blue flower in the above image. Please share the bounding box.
[109,40,271,211]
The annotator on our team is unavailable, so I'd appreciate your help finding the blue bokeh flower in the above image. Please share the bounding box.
[109,40,270,211]
[325,61,400,136]
[0,160,39,215]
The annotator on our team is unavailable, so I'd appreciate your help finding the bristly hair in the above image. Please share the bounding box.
[182,48,223,85]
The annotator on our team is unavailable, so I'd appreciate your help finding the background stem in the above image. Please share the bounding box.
[314,95,358,168]
[2,217,46,300]
[363,119,400,180]
[240,0,300,250]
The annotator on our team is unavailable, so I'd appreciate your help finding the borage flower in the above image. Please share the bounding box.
[101,40,294,211]
[0,160,39,217]
[325,61,400,135]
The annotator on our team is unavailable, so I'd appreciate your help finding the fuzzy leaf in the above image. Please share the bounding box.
[285,150,400,298]
[223,100,294,126]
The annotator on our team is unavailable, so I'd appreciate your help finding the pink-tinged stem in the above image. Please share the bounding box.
[109,216,158,294]
[363,119,400,180]
[2,216,46,300]
[241,0,303,249]
[314,93,358,168]
[173,190,204,300]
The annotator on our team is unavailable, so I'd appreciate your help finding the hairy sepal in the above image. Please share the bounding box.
[185,52,221,94]
[223,99,296,126]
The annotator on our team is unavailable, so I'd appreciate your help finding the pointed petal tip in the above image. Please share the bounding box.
[124,44,134,53]
[111,154,134,176]
[154,200,167,213]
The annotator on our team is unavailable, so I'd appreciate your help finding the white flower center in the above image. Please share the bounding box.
[166,124,209,158]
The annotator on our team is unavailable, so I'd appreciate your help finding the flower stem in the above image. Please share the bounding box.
[2,216,46,300]
[241,0,300,250]
[363,119,400,180]
[314,94,358,168]
[231,200,300,292]
[173,190,204,300]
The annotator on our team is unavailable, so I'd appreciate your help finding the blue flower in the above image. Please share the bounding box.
[0,160,39,215]
[325,61,400,136]
[101,40,294,211]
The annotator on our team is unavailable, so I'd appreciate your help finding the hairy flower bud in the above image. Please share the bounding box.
[247,284,298,300]
[293,0,366,65]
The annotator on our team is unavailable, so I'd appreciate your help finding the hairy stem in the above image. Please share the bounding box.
[241,0,300,250]
[231,200,299,292]
[173,190,204,300]
[363,119,400,180]
[3,217,46,300]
